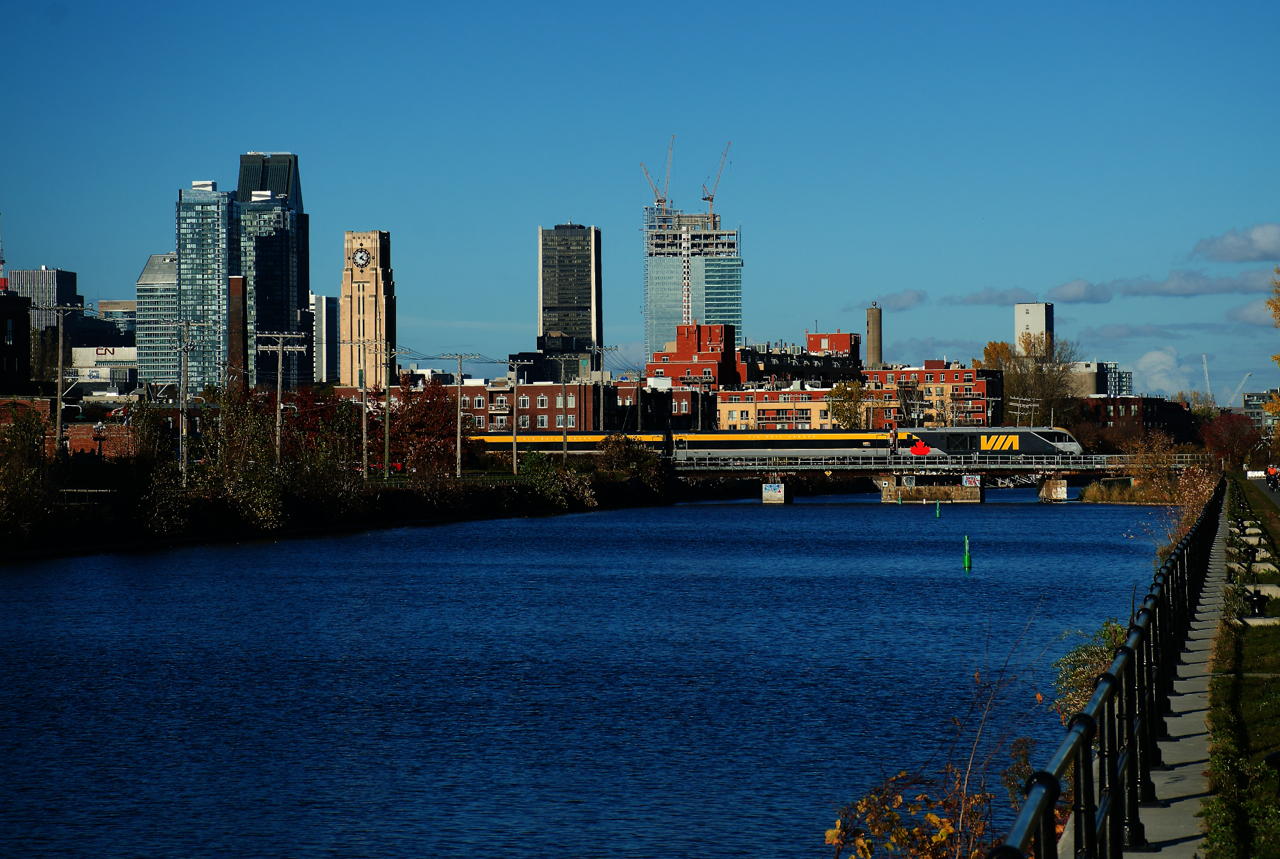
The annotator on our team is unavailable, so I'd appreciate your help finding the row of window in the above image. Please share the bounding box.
[471,414,576,429]
[868,371,975,384]
[465,394,579,409]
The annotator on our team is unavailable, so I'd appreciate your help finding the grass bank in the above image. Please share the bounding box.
[1203,478,1280,858]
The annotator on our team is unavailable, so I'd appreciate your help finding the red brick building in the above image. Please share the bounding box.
[862,360,1001,429]
[645,323,741,390]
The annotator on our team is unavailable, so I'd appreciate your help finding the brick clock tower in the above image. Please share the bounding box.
[338,231,396,388]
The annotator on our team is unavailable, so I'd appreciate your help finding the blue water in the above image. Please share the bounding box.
[0,490,1168,857]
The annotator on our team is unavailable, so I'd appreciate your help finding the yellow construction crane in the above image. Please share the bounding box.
[641,135,675,213]
[702,141,731,216]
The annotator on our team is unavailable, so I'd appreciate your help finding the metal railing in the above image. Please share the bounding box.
[987,478,1225,858]
[671,453,1208,472]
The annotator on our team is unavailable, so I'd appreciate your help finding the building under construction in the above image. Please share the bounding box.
[642,139,742,359]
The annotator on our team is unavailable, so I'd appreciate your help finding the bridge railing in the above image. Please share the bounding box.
[670,453,1207,471]
[986,477,1225,859]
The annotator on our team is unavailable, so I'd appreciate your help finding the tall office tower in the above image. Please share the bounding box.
[339,232,395,388]
[7,267,81,332]
[1014,302,1054,354]
[643,205,742,360]
[236,153,310,388]
[136,254,179,384]
[311,291,339,384]
[176,181,240,392]
[538,223,602,382]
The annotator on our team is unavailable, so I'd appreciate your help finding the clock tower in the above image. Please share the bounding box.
[338,231,396,388]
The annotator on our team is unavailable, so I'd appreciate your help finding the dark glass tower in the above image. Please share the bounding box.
[236,153,311,387]
[537,223,601,382]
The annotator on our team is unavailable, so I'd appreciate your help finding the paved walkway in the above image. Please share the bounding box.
[1133,497,1227,857]
[1057,496,1228,857]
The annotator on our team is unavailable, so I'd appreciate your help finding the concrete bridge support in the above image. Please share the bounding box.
[1037,478,1067,502]
[878,474,983,504]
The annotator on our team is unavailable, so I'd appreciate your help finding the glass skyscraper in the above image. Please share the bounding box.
[136,254,179,384]
[642,206,742,360]
[237,153,309,388]
[538,223,602,381]
[176,181,240,392]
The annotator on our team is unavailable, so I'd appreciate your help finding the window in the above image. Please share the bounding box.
[820,409,829,419]
[567,414,576,428]
[680,401,688,413]
[519,395,530,409]
[536,415,548,428]
[728,410,738,420]
[625,397,633,406]
[496,395,507,407]
[964,373,973,382]
[473,396,485,408]
[887,374,895,382]
[925,373,933,382]
[537,395,548,408]
[655,369,664,376]
[568,394,576,408]
[556,394,564,408]
[519,415,530,428]
[911,373,918,381]
[965,386,972,395]
[556,414,565,428]
[730,395,741,402]
[702,368,712,377]
[662,356,669,362]
[495,416,507,428]
[474,415,486,428]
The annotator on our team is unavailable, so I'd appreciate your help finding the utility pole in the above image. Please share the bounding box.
[255,332,307,464]
[36,303,91,462]
[340,338,379,479]
[550,354,580,465]
[441,353,481,478]
[383,343,409,479]
[589,344,618,431]
[504,358,532,475]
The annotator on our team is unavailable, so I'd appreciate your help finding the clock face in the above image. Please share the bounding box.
[353,248,372,268]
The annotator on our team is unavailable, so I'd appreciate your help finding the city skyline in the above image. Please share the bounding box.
[3,3,1280,397]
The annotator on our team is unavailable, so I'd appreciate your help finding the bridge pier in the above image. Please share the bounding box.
[878,474,983,504]
[1037,478,1068,502]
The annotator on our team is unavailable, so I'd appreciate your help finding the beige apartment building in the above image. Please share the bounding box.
[338,231,396,388]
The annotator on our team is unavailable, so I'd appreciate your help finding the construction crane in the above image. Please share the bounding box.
[1226,373,1253,409]
[1202,354,1213,404]
[701,141,731,217]
[641,135,675,214]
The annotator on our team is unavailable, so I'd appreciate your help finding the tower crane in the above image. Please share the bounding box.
[641,135,675,214]
[1226,373,1253,409]
[1202,354,1213,404]
[701,141,731,217]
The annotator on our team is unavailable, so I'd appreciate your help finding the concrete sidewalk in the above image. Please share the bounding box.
[1058,497,1227,857]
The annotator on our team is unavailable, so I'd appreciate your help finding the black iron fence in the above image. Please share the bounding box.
[987,478,1225,859]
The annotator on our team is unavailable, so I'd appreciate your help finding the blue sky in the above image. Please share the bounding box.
[4,1,1279,401]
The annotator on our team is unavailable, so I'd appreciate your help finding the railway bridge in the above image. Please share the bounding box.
[672,452,1209,502]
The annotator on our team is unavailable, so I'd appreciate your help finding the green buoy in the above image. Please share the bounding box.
[963,535,972,573]
[935,500,941,518]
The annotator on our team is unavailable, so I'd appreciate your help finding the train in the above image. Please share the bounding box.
[471,426,1084,459]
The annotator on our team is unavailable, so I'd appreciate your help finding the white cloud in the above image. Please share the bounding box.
[1130,347,1194,395]
[1116,268,1272,297]
[1191,223,1280,262]
[939,286,1037,306]
[1043,268,1272,303]
[1226,298,1273,326]
[875,289,928,312]
[1045,278,1113,304]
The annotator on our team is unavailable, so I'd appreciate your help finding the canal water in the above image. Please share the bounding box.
[1,490,1168,858]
